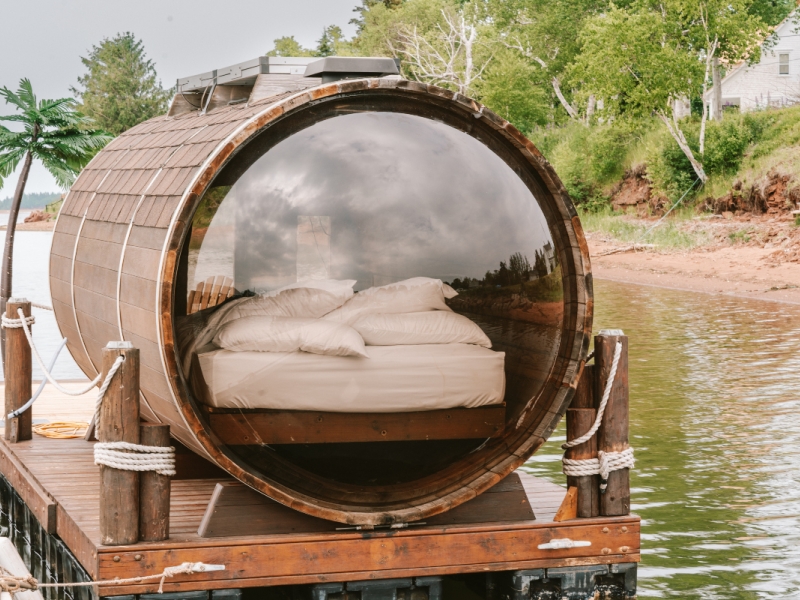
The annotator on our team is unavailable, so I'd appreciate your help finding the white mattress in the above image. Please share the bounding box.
[196,343,506,412]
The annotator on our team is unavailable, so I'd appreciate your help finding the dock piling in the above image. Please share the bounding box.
[139,423,171,542]
[4,298,32,443]
[99,341,140,546]
[594,330,631,516]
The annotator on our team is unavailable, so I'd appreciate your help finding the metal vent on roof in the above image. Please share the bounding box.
[177,57,320,93]
[303,57,400,83]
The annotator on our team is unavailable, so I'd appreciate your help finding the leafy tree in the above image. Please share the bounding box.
[570,0,765,184]
[0,79,111,360]
[488,0,619,123]
[315,25,347,57]
[477,48,549,132]
[71,32,171,135]
[266,36,314,57]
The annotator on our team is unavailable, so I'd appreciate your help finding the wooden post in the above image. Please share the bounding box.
[5,298,32,443]
[594,329,630,516]
[139,423,171,542]
[98,341,140,545]
[565,408,599,518]
[566,364,594,489]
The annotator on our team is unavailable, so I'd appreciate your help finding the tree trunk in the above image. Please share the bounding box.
[552,77,580,120]
[586,95,596,124]
[657,111,707,184]
[712,57,722,122]
[0,150,33,367]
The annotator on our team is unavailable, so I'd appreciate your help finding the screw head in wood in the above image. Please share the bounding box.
[602,527,609,533]
[113,556,121,562]
[621,526,628,533]
[620,546,630,553]
[602,548,611,555]
[135,554,142,561]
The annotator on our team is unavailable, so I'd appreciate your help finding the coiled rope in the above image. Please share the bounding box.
[94,441,176,476]
[0,561,224,594]
[561,341,635,492]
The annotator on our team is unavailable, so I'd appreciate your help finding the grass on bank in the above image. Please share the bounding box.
[578,206,709,250]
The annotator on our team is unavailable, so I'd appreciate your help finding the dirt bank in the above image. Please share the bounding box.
[589,234,800,304]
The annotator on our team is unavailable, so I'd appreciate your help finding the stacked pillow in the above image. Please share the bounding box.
[213,276,491,357]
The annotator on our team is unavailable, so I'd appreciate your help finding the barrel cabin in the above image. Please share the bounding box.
[49,56,592,526]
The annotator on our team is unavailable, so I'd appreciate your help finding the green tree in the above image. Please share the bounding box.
[315,25,346,56]
[0,79,111,359]
[72,32,171,136]
[571,0,765,184]
[266,36,314,57]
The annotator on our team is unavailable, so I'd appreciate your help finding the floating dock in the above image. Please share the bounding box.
[0,386,639,598]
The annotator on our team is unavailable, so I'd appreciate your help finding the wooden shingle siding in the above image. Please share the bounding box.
[52,79,592,526]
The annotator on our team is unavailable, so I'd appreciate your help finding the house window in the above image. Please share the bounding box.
[779,53,789,75]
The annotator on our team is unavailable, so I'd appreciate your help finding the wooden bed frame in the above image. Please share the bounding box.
[189,354,506,445]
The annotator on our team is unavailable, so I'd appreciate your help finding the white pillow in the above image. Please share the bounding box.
[266,279,357,302]
[219,286,351,327]
[353,311,491,348]
[213,316,368,358]
[324,277,458,325]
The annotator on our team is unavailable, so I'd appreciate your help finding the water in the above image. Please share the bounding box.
[0,230,82,380]
[5,231,800,595]
[524,279,800,599]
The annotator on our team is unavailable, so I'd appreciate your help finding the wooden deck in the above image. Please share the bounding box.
[0,383,640,596]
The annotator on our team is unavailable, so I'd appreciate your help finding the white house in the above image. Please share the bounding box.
[708,14,800,112]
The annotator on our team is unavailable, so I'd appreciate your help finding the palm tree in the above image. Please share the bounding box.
[0,79,111,362]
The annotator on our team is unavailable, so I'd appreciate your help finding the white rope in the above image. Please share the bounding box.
[563,341,623,449]
[561,341,635,492]
[5,308,101,395]
[1,313,35,329]
[31,302,52,311]
[0,561,224,594]
[7,337,67,419]
[94,441,176,477]
[93,355,125,432]
[563,448,635,492]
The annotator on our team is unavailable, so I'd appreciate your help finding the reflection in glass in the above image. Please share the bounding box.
[179,111,564,484]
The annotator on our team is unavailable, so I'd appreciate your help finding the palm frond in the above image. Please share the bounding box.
[16,79,37,110]
[0,148,25,181]
[36,153,76,189]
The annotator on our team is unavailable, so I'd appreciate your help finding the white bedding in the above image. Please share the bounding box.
[196,343,506,413]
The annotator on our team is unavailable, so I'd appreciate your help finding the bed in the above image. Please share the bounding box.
[182,277,509,444]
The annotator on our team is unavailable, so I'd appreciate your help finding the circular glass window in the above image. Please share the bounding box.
[177,109,564,486]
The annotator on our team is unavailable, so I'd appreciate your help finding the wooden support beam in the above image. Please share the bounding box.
[99,342,140,546]
[594,330,630,517]
[5,298,32,443]
[139,423,171,542]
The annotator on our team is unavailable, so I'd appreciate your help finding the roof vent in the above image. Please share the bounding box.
[304,57,400,83]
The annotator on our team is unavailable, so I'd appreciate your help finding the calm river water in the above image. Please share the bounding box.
[525,279,800,599]
[4,228,800,597]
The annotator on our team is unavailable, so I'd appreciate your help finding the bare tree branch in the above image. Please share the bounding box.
[397,8,492,96]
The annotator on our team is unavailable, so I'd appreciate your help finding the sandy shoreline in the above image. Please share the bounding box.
[589,236,800,304]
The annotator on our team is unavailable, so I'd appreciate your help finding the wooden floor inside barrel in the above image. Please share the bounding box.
[0,384,640,596]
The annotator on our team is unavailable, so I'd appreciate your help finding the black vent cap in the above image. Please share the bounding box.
[304,57,400,82]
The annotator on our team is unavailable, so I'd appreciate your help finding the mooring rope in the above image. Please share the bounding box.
[561,341,635,492]
[0,561,225,594]
[4,308,101,395]
[94,441,176,476]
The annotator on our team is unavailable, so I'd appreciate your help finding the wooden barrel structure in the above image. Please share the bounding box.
[50,76,592,525]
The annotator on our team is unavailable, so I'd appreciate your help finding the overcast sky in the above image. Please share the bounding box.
[0,0,359,199]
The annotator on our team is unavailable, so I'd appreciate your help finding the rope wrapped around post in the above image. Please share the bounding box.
[562,341,635,493]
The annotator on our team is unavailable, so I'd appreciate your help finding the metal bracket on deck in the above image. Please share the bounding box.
[504,563,637,600]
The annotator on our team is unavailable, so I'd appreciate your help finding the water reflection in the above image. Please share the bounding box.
[525,279,800,598]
